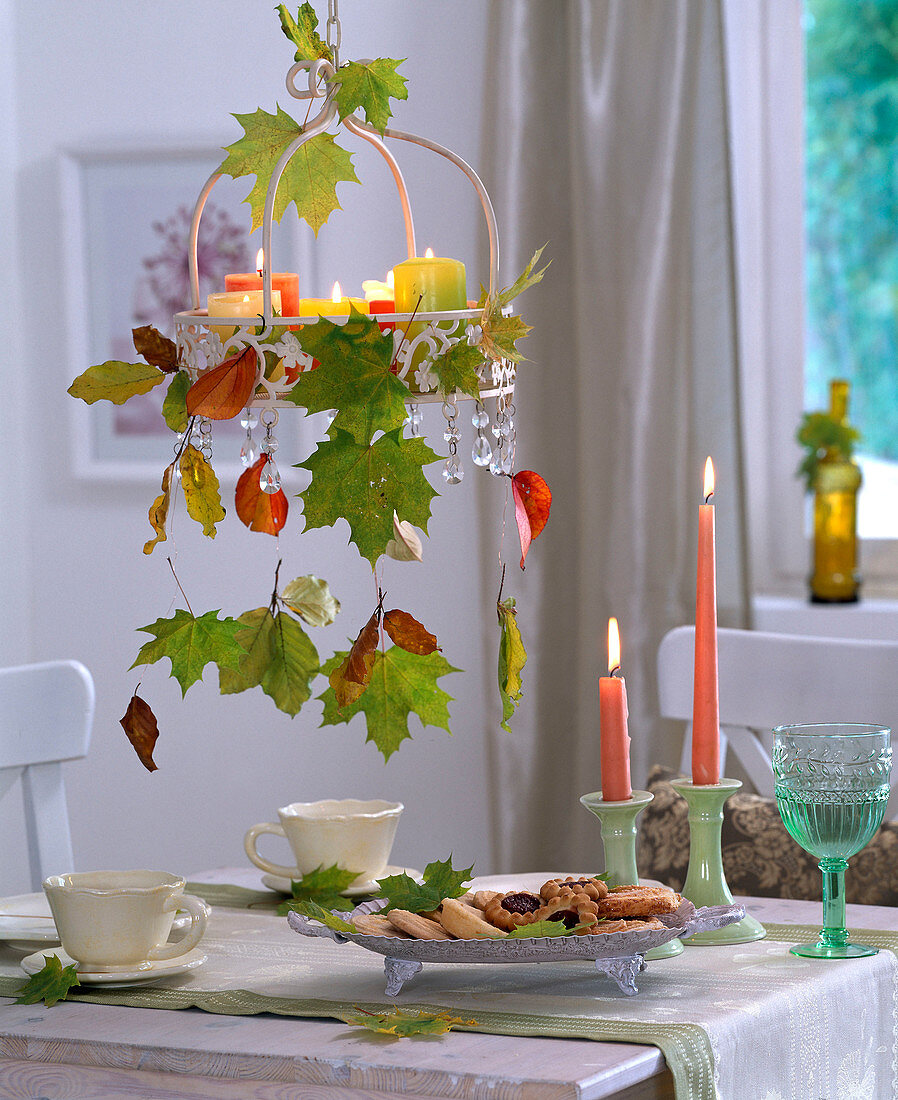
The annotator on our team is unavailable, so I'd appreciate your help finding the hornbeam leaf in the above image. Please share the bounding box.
[319,646,458,760]
[329,608,380,708]
[132,325,179,372]
[339,1006,476,1038]
[276,2,331,62]
[298,427,439,566]
[218,607,319,717]
[218,608,275,695]
[429,341,483,400]
[333,58,408,134]
[497,596,526,732]
[14,954,80,1007]
[67,361,163,405]
[143,463,175,556]
[132,609,245,696]
[119,692,160,772]
[220,110,359,235]
[162,371,191,433]
[179,445,225,538]
[383,609,439,655]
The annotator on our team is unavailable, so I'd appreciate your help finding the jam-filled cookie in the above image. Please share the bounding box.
[483,890,544,931]
[539,876,609,903]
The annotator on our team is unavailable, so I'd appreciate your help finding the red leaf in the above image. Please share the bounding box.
[511,470,552,569]
[186,346,258,420]
[383,609,440,655]
[120,693,160,772]
[235,456,288,535]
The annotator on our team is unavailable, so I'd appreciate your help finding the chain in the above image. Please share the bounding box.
[327,0,341,70]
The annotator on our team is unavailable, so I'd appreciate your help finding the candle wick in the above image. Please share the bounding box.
[610,665,622,678]
[704,490,714,505]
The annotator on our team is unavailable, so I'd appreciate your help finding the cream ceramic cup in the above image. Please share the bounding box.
[43,870,209,972]
[244,799,403,886]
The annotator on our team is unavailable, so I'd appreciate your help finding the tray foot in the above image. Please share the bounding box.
[384,957,423,996]
[595,953,645,995]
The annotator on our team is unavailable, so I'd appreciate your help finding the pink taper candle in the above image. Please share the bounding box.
[692,457,721,785]
[599,617,632,801]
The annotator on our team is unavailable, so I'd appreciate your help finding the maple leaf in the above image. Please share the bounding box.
[179,444,226,538]
[133,609,245,696]
[288,899,356,933]
[339,1006,475,1038]
[497,596,526,732]
[480,312,532,364]
[162,372,191,433]
[218,607,319,717]
[429,341,483,400]
[376,855,473,914]
[286,311,408,442]
[14,954,80,1008]
[298,427,440,566]
[511,469,552,568]
[276,2,332,62]
[220,110,359,235]
[119,692,160,772]
[385,513,423,562]
[333,58,408,134]
[277,864,359,914]
[329,606,381,708]
[67,360,163,405]
[186,346,257,421]
[132,325,179,372]
[280,575,340,627]
[383,609,439,655]
[491,244,550,311]
[507,920,575,939]
[235,455,289,535]
[143,463,174,555]
[319,646,458,760]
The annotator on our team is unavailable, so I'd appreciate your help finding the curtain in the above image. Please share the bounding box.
[480,0,750,872]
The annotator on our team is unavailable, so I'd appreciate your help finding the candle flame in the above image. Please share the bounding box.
[607,617,621,675]
[256,248,264,276]
[242,295,250,303]
[331,281,342,302]
[424,247,434,258]
[387,269,394,289]
[703,457,715,503]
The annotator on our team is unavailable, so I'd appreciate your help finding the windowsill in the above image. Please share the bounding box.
[753,594,898,640]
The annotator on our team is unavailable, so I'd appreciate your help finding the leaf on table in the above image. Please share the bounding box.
[133,608,245,696]
[511,469,551,569]
[339,1006,475,1038]
[288,899,357,934]
[276,2,332,62]
[235,455,289,535]
[67,360,164,405]
[132,325,179,373]
[298,427,440,567]
[220,111,358,235]
[286,311,407,442]
[280,574,340,627]
[179,444,225,538]
[218,607,319,717]
[276,863,360,914]
[506,920,572,939]
[329,607,381,708]
[186,346,257,421]
[383,609,439,655]
[119,691,161,772]
[429,341,483,400]
[320,647,459,761]
[497,596,526,733]
[162,371,191,433]
[385,513,423,562]
[14,955,81,1008]
[333,58,408,134]
[143,463,175,555]
[375,855,474,914]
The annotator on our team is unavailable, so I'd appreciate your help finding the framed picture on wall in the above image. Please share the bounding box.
[61,144,315,479]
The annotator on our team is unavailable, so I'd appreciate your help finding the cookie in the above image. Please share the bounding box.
[596,886,681,919]
[539,876,609,903]
[534,892,601,929]
[438,896,507,939]
[471,890,500,911]
[386,909,454,940]
[483,890,543,931]
[352,913,411,937]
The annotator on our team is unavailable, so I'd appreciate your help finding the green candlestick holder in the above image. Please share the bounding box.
[580,789,682,960]
[670,777,766,945]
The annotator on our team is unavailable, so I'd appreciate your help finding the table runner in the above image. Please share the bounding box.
[1,898,896,1100]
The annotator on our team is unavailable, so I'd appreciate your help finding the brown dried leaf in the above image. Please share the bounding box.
[132,325,179,372]
[235,455,289,535]
[383,609,439,655]
[328,608,380,708]
[185,346,257,420]
[120,692,160,772]
[143,464,174,555]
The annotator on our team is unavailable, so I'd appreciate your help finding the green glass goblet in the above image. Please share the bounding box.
[773,723,891,959]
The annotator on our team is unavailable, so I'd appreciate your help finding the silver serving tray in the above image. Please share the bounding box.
[287,897,745,996]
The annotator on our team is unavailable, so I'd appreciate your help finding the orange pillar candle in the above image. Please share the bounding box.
[692,457,721,785]
[225,250,300,318]
[599,617,632,801]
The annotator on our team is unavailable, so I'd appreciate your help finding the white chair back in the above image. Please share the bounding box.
[657,626,898,814]
[0,661,95,889]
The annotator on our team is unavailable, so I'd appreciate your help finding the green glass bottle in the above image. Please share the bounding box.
[809,380,862,603]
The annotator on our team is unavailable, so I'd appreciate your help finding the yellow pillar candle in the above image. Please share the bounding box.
[206,290,281,343]
[298,281,369,319]
[392,250,466,314]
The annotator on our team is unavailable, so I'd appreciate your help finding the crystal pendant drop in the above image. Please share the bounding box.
[489,449,505,477]
[472,406,490,429]
[259,457,281,494]
[240,410,258,431]
[240,436,256,468]
[442,459,464,485]
[472,434,492,467]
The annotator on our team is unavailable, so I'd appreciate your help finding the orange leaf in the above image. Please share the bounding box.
[511,469,552,569]
[329,608,381,708]
[186,346,258,420]
[235,456,288,535]
[119,693,160,772]
[383,609,440,655]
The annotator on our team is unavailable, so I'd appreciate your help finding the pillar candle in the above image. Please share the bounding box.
[206,290,281,341]
[599,617,632,801]
[297,281,369,319]
[392,249,466,314]
[692,457,721,785]
[224,272,299,318]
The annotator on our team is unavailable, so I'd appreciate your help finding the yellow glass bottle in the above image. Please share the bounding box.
[809,380,862,603]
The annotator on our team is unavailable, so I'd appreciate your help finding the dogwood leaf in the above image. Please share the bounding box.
[511,469,552,568]
[339,1007,475,1038]
[276,2,331,62]
[14,955,81,1007]
[497,596,526,732]
[235,455,289,535]
[133,609,245,696]
[186,346,257,421]
[162,371,191,433]
[67,361,163,405]
[119,692,160,772]
[179,445,225,538]
[143,463,175,555]
[280,575,340,627]
[376,855,473,914]
[333,58,408,134]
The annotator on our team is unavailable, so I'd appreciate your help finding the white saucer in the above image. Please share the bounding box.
[261,866,422,897]
[21,947,207,987]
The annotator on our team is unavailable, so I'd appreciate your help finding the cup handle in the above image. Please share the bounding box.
[243,821,299,878]
[149,893,209,961]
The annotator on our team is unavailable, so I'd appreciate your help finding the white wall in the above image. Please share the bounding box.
[6,0,495,892]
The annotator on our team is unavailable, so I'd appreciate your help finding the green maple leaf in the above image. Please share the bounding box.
[287,310,408,441]
[133,609,245,696]
[429,341,483,400]
[491,244,550,311]
[484,313,532,364]
[219,607,319,717]
[339,1006,475,1038]
[506,920,573,939]
[277,863,360,914]
[220,109,359,234]
[276,2,331,62]
[162,371,191,432]
[15,954,80,1007]
[289,899,357,933]
[68,361,164,405]
[333,58,408,134]
[298,427,440,566]
[497,597,526,732]
[319,646,458,760]
[375,855,473,914]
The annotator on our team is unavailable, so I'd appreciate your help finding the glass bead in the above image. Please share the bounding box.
[259,458,281,494]
[472,434,492,467]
